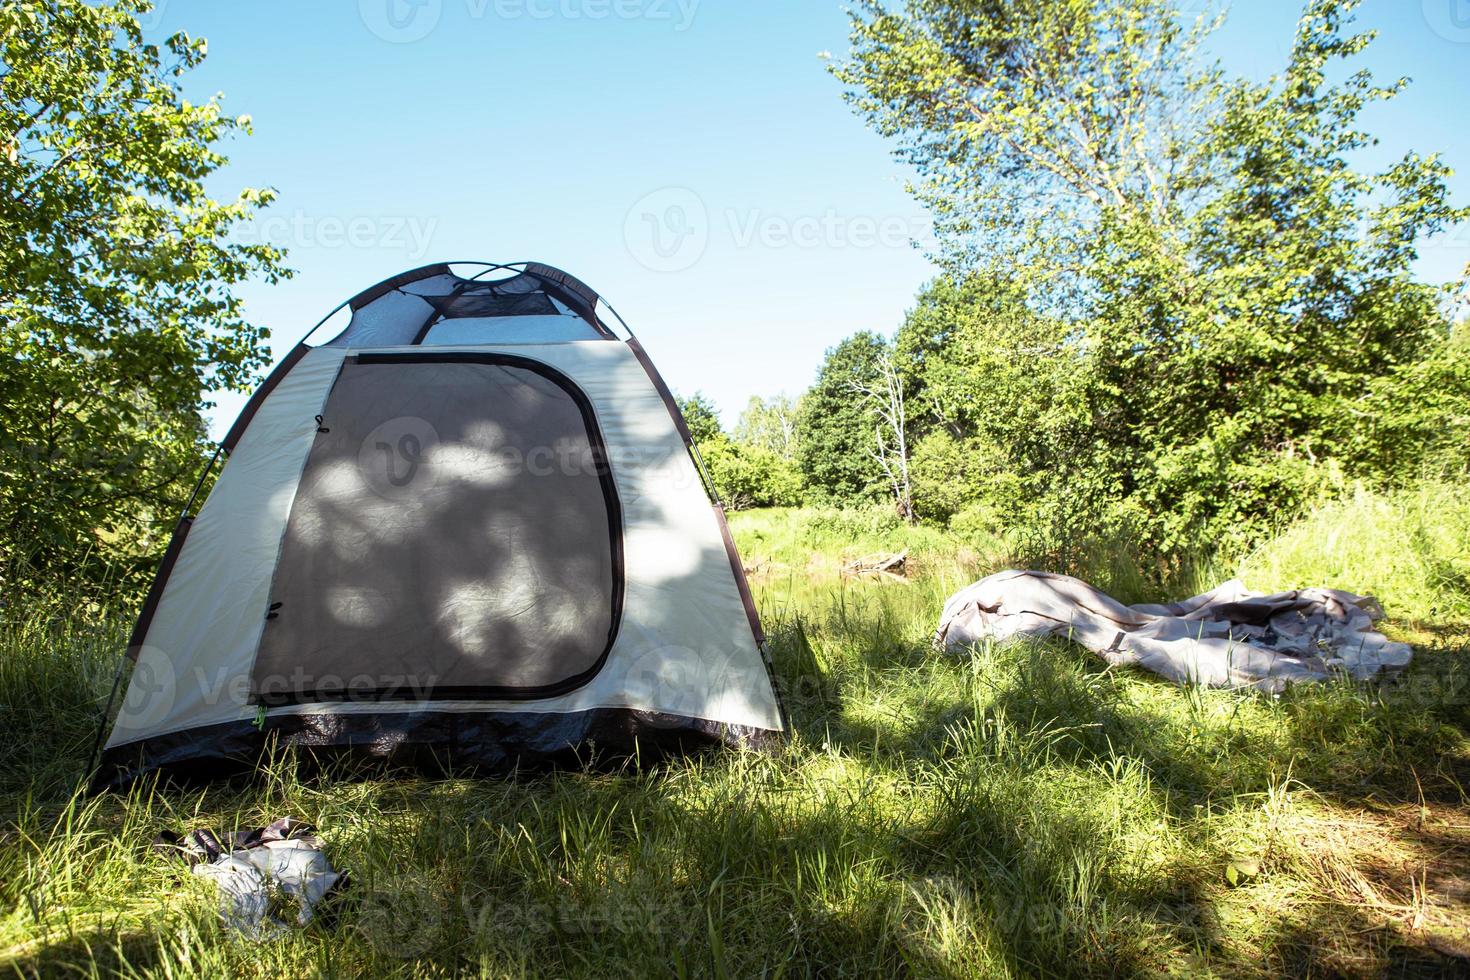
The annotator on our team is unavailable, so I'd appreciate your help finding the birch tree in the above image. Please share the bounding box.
[849,353,915,523]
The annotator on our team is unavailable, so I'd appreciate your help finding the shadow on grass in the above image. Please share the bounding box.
[770,611,1470,976]
[4,929,167,979]
[3,579,1467,976]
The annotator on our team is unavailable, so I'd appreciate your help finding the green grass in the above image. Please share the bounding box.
[1236,481,1470,623]
[1,487,1467,977]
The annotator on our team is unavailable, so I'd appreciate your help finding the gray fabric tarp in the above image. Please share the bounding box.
[936,570,1413,692]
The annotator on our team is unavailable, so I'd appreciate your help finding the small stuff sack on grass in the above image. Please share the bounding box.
[156,817,343,941]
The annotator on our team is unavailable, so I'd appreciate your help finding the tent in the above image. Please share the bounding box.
[92,262,786,789]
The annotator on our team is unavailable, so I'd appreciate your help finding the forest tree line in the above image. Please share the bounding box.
[688,0,1469,575]
[2,0,1468,601]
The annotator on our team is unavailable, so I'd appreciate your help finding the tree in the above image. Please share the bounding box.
[894,273,1080,528]
[839,0,1469,558]
[832,0,1218,299]
[0,0,287,596]
[847,352,915,521]
[676,392,723,445]
[734,395,801,460]
[677,392,801,509]
[795,332,890,502]
[1081,0,1469,547]
[699,439,803,511]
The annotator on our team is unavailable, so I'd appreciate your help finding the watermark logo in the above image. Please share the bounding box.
[358,873,444,958]
[137,1,169,31]
[358,417,442,500]
[117,645,177,730]
[615,643,765,721]
[1423,0,1470,43]
[236,211,438,261]
[361,0,700,43]
[1421,222,1470,257]
[621,645,709,717]
[464,891,684,938]
[476,0,700,29]
[727,209,927,251]
[624,187,709,273]
[360,0,444,43]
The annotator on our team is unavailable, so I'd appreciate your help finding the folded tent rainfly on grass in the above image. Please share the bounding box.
[935,571,1415,691]
[92,262,787,790]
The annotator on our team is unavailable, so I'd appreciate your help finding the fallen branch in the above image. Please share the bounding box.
[843,550,908,580]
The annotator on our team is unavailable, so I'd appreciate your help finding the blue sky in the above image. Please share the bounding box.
[144,0,1470,435]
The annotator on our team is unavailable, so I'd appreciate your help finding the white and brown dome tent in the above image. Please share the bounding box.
[92,262,786,789]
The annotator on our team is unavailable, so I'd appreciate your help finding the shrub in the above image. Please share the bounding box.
[702,439,803,511]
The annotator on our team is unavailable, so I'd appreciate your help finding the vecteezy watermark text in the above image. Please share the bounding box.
[623,186,934,273]
[359,0,700,43]
[236,210,438,260]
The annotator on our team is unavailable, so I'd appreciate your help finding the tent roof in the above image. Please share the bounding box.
[316,262,618,349]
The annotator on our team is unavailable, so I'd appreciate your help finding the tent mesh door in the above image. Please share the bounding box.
[250,354,622,706]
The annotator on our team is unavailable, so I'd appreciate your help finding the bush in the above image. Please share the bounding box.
[802,503,906,540]
[840,0,1470,570]
[908,431,983,523]
[908,429,1027,527]
[948,501,1004,541]
[702,438,803,511]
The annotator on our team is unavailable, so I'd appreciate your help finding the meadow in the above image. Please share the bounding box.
[0,484,1466,978]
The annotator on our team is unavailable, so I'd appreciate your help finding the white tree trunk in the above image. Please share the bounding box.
[848,354,915,522]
